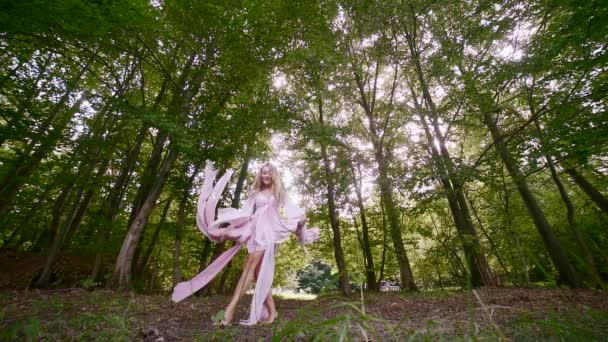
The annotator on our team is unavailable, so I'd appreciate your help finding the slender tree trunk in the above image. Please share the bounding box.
[317,97,351,296]
[137,198,172,278]
[35,184,85,288]
[430,215,468,280]
[125,59,197,276]
[173,196,185,287]
[351,215,367,271]
[466,193,509,277]
[90,79,168,284]
[35,150,111,288]
[480,108,580,287]
[90,125,149,282]
[351,157,378,291]
[147,246,163,292]
[42,179,77,250]
[565,168,608,216]
[378,198,388,286]
[109,144,179,290]
[499,168,529,285]
[353,68,416,291]
[405,31,495,286]
[172,165,200,287]
[195,238,213,296]
[127,129,169,227]
[553,174,603,286]
[376,153,416,290]
[532,120,602,287]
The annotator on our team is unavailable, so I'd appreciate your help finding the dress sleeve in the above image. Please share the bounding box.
[217,193,255,222]
[279,195,320,247]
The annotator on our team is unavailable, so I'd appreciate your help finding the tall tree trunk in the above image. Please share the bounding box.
[173,200,184,287]
[317,97,351,295]
[35,151,111,288]
[479,107,580,287]
[90,125,150,282]
[532,120,602,287]
[465,193,509,277]
[351,214,367,270]
[195,238,213,296]
[564,168,608,216]
[430,215,468,280]
[378,198,388,287]
[405,28,495,286]
[172,165,200,287]
[137,197,173,278]
[499,168,529,285]
[125,58,197,276]
[109,144,179,290]
[353,67,417,291]
[35,184,86,288]
[127,129,169,227]
[90,79,168,283]
[351,157,378,291]
[41,179,77,250]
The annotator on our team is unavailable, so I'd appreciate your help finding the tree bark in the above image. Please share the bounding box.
[352,65,417,290]
[405,28,495,287]
[172,165,200,287]
[532,120,602,287]
[351,156,378,291]
[137,197,173,278]
[565,168,608,216]
[317,98,351,295]
[499,168,529,285]
[109,144,180,290]
[378,198,388,287]
[480,108,580,288]
[466,193,509,277]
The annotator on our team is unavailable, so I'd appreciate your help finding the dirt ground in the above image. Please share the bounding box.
[1,287,607,341]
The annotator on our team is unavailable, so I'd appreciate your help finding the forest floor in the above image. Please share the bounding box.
[1,287,607,341]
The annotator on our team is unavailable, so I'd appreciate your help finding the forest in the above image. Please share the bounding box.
[1,0,607,340]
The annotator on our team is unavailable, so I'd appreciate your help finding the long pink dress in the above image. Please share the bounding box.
[171,161,319,325]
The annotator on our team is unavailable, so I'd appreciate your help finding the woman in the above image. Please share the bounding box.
[171,161,319,325]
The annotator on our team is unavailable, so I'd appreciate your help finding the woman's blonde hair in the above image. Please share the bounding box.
[253,162,286,206]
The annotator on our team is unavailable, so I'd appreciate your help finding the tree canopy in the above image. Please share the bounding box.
[1,0,607,294]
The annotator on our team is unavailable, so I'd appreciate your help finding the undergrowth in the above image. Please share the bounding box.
[0,288,606,341]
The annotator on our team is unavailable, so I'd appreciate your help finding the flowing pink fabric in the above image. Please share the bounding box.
[171,161,320,325]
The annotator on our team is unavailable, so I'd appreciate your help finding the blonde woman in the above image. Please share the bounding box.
[171,161,319,325]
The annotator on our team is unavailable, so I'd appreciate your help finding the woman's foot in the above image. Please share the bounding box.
[214,308,233,327]
[260,311,278,324]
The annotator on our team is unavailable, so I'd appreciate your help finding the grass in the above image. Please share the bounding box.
[0,288,606,341]
[505,307,608,341]
[0,290,136,341]
[273,288,317,300]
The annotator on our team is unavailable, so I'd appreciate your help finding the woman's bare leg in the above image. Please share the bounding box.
[252,254,277,324]
[222,251,264,324]
[261,292,277,324]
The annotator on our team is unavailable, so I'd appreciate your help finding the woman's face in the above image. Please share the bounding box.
[261,166,272,187]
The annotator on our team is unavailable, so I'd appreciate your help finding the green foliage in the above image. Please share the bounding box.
[0,316,40,341]
[507,307,608,341]
[297,260,332,294]
[0,0,606,294]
